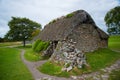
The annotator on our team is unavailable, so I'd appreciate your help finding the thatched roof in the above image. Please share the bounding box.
[37,10,109,41]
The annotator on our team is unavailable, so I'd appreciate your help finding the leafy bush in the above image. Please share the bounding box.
[32,39,50,52]
[32,39,41,51]
[44,42,50,50]
[35,41,44,52]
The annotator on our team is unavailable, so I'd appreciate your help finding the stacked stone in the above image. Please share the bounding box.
[62,39,87,72]
[50,39,87,72]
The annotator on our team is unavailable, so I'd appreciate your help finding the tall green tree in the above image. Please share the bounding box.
[104,6,120,35]
[6,17,41,47]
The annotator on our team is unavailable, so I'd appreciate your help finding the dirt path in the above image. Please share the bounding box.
[20,49,71,80]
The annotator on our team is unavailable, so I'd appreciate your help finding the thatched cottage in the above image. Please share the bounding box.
[37,10,109,71]
[36,10,109,70]
[38,10,108,52]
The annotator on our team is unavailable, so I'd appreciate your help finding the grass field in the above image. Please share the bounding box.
[108,35,120,51]
[0,47,33,80]
[0,42,22,47]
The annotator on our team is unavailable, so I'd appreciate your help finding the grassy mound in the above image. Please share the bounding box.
[0,47,33,80]
[38,48,120,77]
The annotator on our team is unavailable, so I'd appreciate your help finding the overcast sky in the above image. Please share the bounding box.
[0,0,119,37]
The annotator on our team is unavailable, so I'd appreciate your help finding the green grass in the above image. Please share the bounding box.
[108,36,120,80]
[38,61,90,77]
[109,69,120,80]
[16,45,41,61]
[24,48,49,62]
[24,48,42,61]
[86,48,120,71]
[16,45,48,62]
[39,48,120,77]
[38,61,70,77]
[108,35,120,51]
[0,47,33,80]
[15,44,32,49]
[0,42,22,47]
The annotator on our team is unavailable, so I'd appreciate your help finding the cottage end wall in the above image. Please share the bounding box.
[67,24,108,52]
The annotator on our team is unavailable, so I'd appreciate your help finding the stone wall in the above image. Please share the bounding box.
[50,39,87,72]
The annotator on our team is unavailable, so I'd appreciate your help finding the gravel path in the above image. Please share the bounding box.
[20,49,71,80]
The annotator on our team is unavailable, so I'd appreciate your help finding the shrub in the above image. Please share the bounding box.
[35,41,44,52]
[32,39,41,51]
[44,42,50,50]
[32,39,50,53]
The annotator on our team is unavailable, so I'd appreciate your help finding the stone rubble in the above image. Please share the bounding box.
[50,39,88,72]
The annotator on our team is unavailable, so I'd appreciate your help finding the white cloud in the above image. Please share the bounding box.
[0,0,119,37]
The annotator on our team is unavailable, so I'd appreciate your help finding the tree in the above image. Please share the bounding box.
[6,17,41,47]
[0,37,4,42]
[104,6,120,35]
